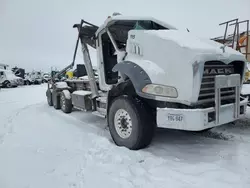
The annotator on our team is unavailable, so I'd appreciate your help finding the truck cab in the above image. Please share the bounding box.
[96,17,176,91]
[95,15,248,129]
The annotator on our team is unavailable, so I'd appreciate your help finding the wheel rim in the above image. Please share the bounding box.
[60,94,66,110]
[114,109,132,139]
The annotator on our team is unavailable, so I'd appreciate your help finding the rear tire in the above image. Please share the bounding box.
[52,90,61,110]
[108,96,156,150]
[60,90,72,113]
[4,81,12,88]
[46,88,53,106]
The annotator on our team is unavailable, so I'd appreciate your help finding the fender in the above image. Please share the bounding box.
[112,61,152,93]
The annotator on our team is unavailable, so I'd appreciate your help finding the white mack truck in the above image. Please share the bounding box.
[46,14,249,150]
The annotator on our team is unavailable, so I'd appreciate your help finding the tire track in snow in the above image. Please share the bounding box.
[28,105,112,186]
[40,106,146,187]
[0,102,44,145]
[48,107,110,140]
[0,101,20,105]
[191,117,250,143]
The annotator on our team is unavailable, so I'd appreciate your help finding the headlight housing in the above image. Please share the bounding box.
[142,84,178,98]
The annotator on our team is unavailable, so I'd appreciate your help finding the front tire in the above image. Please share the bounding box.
[108,96,156,150]
[60,90,72,113]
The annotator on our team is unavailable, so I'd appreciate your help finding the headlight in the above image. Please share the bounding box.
[142,84,178,98]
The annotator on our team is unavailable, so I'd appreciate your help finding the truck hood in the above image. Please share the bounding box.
[5,71,21,80]
[145,30,243,57]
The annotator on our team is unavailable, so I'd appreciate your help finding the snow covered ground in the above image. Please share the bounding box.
[0,85,250,188]
[241,84,250,95]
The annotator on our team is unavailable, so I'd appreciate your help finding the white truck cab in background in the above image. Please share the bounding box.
[0,69,21,88]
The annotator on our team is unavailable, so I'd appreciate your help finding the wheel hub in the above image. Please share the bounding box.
[114,109,132,139]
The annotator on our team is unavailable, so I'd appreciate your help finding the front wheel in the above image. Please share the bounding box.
[108,96,156,150]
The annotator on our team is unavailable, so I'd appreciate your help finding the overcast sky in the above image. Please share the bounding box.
[0,0,250,72]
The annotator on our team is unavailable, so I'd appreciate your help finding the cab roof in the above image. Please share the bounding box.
[95,15,177,36]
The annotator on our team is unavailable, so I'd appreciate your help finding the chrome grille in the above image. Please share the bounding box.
[198,61,236,106]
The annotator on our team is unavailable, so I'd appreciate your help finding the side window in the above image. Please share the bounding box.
[135,21,152,30]
[152,22,168,30]
[134,20,168,30]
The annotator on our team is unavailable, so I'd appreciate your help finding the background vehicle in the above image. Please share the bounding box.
[245,62,250,83]
[46,14,248,150]
[24,71,42,85]
[0,69,21,88]
[12,67,25,85]
[42,73,51,83]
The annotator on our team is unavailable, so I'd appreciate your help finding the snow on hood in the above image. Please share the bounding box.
[5,71,22,80]
[146,30,243,56]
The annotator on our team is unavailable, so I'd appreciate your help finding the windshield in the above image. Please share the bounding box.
[134,20,167,30]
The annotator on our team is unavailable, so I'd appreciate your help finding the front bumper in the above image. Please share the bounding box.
[157,97,248,131]
[157,74,248,131]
